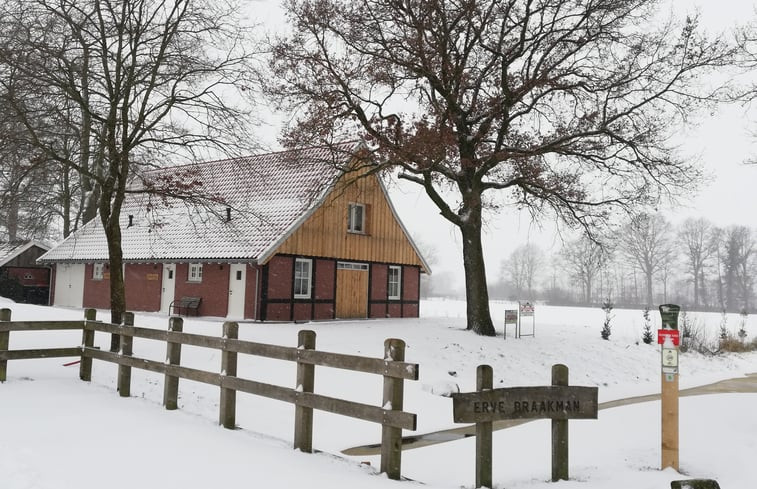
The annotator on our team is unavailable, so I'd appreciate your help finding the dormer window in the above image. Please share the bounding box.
[348,203,365,233]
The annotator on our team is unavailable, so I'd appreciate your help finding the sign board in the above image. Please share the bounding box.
[662,348,678,368]
[452,385,598,423]
[657,329,680,346]
[659,304,681,330]
[519,302,535,317]
[504,310,518,324]
[146,273,159,281]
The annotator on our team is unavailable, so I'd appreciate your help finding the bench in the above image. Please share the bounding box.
[169,296,202,316]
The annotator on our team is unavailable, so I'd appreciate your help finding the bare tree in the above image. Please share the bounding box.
[719,225,756,311]
[678,217,717,309]
[0,0,258,326]
[620,213,674,307]
[561,236,608,304]
[502,243,542,299]
[269,0,732,335]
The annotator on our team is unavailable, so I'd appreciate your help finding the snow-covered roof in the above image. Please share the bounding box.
[38,143,360,264]
[0,241,51,267]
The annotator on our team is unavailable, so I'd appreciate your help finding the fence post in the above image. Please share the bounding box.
[552,364,570,481]
[80,309,97,381]
[294,330,316,453]
[219,321,238,429]
[163,317,183,410]
[380,338,406,480]
[476,365,494,489]
[117,312,135,397]
[0,308,11,382]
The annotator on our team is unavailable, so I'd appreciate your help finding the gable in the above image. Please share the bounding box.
[0,242,50,268]
[270,167,429,272]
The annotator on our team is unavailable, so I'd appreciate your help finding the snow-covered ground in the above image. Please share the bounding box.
[1,298,755,489]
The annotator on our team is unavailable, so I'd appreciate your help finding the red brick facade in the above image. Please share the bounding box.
[73,255,421,322]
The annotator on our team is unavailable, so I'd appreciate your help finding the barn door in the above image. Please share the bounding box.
[335,262,368,319]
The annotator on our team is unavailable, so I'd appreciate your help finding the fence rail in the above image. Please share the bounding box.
[0,307,418,480]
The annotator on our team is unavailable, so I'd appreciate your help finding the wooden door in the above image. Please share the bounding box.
[227,264,246,318]
[335,267,368,318]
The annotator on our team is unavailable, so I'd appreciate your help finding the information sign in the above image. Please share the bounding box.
[659,304,681,330]
[504,310,518,324]
[519,302,535,316]
[452,385,598,423]
[657,329,680,346]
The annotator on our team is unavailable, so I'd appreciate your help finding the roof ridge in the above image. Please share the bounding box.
[141,140,362,176]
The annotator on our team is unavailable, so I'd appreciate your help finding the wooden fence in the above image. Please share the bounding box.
[0,308,418,480]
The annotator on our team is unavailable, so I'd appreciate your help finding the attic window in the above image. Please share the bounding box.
[347,203,365,233]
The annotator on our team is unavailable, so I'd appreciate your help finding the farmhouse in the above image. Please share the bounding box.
[0,241,51,305]
[37,142,430,321]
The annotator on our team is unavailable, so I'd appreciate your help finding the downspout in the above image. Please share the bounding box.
[253,265,260,321]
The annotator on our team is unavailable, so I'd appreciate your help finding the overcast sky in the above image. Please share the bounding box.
[251,0,757,291]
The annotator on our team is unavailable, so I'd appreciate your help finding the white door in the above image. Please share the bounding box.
[160,264,176,314]
[227,264,246,318]
[53,263,85,308]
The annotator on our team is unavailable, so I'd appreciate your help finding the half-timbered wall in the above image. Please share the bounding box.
[260,254,420,321]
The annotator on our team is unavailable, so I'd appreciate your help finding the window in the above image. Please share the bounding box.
[93,263,104,280]
[347,203,365,233]
[188,263,203,282]
[337,262,368,271]
[294,258,312,299]
[388,266,401,300]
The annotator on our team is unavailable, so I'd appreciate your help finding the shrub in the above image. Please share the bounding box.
[601,298,613,340]
[641,306,654,344]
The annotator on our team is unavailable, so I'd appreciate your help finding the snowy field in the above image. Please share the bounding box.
[1,298,756,489]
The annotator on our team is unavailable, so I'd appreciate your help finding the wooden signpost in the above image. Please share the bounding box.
[658,304,681,471]
[452,364,598,488]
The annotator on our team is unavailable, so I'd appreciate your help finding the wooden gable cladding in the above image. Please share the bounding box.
[274,166,425,269]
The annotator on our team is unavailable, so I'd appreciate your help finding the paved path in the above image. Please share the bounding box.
[342,373,757,456]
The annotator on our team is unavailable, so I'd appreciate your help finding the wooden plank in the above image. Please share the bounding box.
[84,348,222,386]
[0,308,9,381]
[294,330,316,452]
[295,391,416,430]
[163,317,183,410]
[84,322,418,380]
[219,322,239,429]
[452,385,599,423]
[296,349,419,380]
[552,365,570,482]
[0,347,81,360]
[80,310,97,381]
[381,338,406,480]
[117,313,135,397]
[476,365,493,489]
[220,376,295,403]
[0,321,84,332]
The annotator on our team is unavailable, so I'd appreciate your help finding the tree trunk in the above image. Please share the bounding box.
[459,219,495,336]
[646,272,654,307]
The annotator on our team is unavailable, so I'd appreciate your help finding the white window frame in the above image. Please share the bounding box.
[388,265,402,300]
[294,258,312,299]
[347,203,365,233]
[188,263,203,282]
[92,263,104,280]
